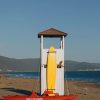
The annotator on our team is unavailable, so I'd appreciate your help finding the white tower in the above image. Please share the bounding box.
[38,28,67,95]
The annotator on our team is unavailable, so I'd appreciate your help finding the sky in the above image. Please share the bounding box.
[0,0,100,63]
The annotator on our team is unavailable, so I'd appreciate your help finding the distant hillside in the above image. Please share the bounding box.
[0,56,40,72]
[0,56,100,72]
[65,60,100,71]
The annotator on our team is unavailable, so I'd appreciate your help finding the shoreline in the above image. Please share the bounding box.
[1,73,100,85]
[1,71,100,85]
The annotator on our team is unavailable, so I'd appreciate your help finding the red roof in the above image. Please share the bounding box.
[38,28,68,38]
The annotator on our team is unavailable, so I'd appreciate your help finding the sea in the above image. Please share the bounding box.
[0,71,100,84]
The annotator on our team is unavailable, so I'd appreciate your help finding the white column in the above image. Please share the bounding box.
[62,36,64,95]
[62,36,64,66]
[40,35,43,94]
[40,35,43,65]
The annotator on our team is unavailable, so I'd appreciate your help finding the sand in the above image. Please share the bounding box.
[0,75,100,100]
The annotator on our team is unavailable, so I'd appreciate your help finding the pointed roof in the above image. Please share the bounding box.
[38,28,68,38]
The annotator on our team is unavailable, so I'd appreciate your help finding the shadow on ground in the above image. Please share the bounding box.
[1,88,32,95]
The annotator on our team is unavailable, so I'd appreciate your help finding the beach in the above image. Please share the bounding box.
[0,75,100,100]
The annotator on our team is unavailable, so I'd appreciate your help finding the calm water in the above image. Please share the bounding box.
[0,71,100,84]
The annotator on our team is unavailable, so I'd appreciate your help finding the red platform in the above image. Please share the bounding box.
[3,92,78,100]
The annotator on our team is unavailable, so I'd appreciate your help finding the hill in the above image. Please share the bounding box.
[0,56,100,72]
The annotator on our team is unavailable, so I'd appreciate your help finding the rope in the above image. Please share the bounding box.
[37,63,41,93]
[65,71,70,95]
[32,63,40,93]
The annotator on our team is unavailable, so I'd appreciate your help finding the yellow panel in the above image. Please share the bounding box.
[46,47,57,92]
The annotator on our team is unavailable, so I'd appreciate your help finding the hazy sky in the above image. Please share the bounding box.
[0,0,100,63]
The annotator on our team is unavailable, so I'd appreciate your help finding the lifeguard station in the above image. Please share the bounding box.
[38,28,67,95]
[3,28,78,100]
